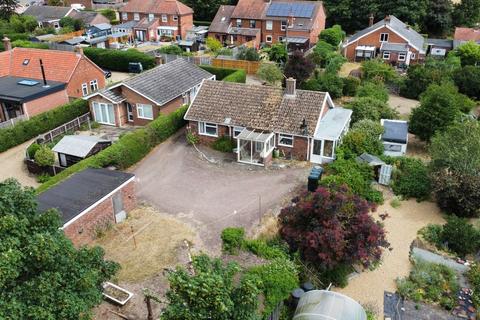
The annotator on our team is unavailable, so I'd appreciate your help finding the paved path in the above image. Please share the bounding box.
[412,247,469,273]
[0,140,38,188]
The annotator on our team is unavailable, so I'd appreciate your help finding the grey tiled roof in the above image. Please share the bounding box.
[346,16,425,53]
[101,89,126,103]
[23,5,71,21]
[185,80,328,136]
[209,5,235,34]
[124,59,213,106]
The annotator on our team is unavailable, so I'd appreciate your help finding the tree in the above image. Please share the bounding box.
[453,66,480,100]
[356,81,389,103]
[206,36,222,54]
[319,24,345,47]
[100,9,117,23]
[279,184,389,271]
[236,47,260,61]
[322,0,379,34]
[441,216,480,257]
[453,0,480,28]
[284,51,314,86]
[159,44,184,55]
[303,72,344,99]
[309,40,336,67]
[59,16,84,31]
[34,145,55,166]
[0,0,18,20]
[265,43,287,64]
[9,15,38,33]
[423,0,453,36]
[450,41,480,66]
[409,83,469,141]
[378,0,428,28]
[338,119,385,158]
[0,179,119,319]
[361,59,398,83]
[180,0,231,22]
[430,120,480,217]
[347,96,398,124]
[256,62,283,86]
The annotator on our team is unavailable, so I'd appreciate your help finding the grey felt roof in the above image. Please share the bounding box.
[114,20,138,30]
[0,76,66,103]
[381,42,409,52]
[123,59,213,106]
[23,5,72,21]
[314,108,352,140]
[37,168,134,225]
[426,38,454,49]
[52,135,110,158]
[382,120,408,144]
[346,16,425,53]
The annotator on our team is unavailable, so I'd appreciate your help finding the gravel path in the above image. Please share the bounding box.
[0,140,38,188]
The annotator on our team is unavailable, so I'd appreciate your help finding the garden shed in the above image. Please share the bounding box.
[381,119,408,157]
[293,290,367,320]
[52,135,111,167]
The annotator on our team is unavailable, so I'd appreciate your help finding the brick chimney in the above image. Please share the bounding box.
[385,15,391,23]
[2,36,12,51]
[285,78,296,97]
[368,14,374,27]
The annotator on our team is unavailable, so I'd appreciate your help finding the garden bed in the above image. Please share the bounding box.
[102,282,134,306]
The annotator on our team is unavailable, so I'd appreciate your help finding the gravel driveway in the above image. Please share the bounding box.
[0,140,38,188]
[132,132,307,253]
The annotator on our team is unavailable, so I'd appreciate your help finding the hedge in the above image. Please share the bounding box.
[0,99,89,153]
[83,47,156,72]
[37,105,188,193]
[199,65,246,83]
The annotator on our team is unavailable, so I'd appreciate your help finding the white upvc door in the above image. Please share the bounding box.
[93,102,115,126]
[310,139,323,164]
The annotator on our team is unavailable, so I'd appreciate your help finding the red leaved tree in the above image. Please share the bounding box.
[279,184,389,270]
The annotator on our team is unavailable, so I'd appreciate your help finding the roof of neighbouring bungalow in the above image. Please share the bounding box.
[454,27,480,42]
[23,5,74,22]
[52,135,110,158]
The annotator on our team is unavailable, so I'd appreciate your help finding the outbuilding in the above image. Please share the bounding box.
[37,168,136,246]
[381,119,408,156]
[52,135,111,167]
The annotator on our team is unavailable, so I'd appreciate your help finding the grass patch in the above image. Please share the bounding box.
[390,197,402,208]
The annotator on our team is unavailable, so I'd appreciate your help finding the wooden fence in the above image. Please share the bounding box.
[39,113,91,144]
[212,58,261,74]
[0,115,27,130]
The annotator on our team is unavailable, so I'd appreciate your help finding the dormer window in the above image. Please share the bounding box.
[22,59,30,65]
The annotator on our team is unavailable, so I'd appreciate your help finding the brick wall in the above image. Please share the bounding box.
[24,90,70,117]
[179,14,194,39]
[68,56,106,98]
[121,12,193,39]
[63,180,136,246]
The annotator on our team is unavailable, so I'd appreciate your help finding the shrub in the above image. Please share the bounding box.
[347,97,398,124]
[319,264,353,288]
[206,36,222,53]
[361,59,398,83]
[342,76,361,96]
[419,224,444,248]
[100,8,116,22]
[319,25,345,47]
[223,69,246,83]
[36,173,51,183]
[83,47,156,72]
[442,216,480,257]
[390,197,401,208]
[309,40,336,67]
[396,258,459,310]
[12,40,49,49]
[391,157,431,201]
[242,239,288,260]
[265,43,288,64]
[34,145,55,166]
[212,136,236,152]
[324,54,347,74]
[256,62,283,85]
[236,47,260,61]
[27,143,41,159]
[159,45,183,55]
[453,65,480,100]
[468,264,480,307]
[221,227,245,254]
[284,50,315,86]
[337,119,384,159]
[0,99,88,153]
[356,81,389,103]
[199,65,246,83]
[303,73,344,99]
[279,184,389,272]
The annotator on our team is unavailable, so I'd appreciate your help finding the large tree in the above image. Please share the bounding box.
[423,0,453,36]
[0,179,119,319]
[453,0,480,28]
[450,41,480,66]
[322,0,379,34]
[378,0,428,28]
[0,0,18,20]
[180,0,232,22]
[284,50,314,86]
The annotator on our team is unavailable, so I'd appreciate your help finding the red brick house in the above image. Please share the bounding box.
[342,15,426,66]
[0,38,106,99]
[37,168,136,246]
[84,59,214,127]
[185,78,352,166]
[119,0,193,42]
[454,27,480,48]
[209,0,326,49]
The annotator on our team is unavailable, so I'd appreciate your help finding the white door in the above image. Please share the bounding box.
[59,153,67,167]
[126,103,134,122]
[310,139,323,164]
[136,30,145,42]
[93,102,115,125]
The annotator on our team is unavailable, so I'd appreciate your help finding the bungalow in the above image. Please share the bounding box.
[84,59,214,127]
[52,135,111,167]
[184,78,352,166]
[381,119,408,157]
[342,15,426,66]
[37,168,136,246]
[23,5,76,30]
[454,27,480,48]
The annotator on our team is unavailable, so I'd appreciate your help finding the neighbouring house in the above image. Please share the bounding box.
[23,5,76,30]
[184,78,352,166]
[426,38,453,57]
[454,27,480,48]
[342,15,426,66]
[0,38,106,100]
[52,135,111,167]
[63,0,125,10]
[70,10,110,27]
[118,0,194,42]
[84,59,214,127]
[37,168,136,246]
[381,119,408,157]
[209,0,326,49]
[84,23,112,48]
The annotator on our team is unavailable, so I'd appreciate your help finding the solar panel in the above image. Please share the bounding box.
[18,79,39,86]
[266,3,315,18]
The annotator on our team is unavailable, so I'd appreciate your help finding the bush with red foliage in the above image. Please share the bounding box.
[279,184,389,270]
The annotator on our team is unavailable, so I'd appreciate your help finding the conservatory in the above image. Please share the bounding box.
[236,128,275,166]
[293,290,367,320]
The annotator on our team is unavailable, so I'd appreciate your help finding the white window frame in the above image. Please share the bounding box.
[136,103,154,120]
[281,20,287,31]
[233,126,244,138]
[278,133,294,147]
[380,33,389,42]
[134,13,140,21]
[122,12,128,21]
[81,83,88,96]
[398,52,406,61]
[173,15,178,21]
[89,79,98,92]
[198,121,218,137]
[148,13,154,21]
[411,52,416,59]
[249,20,256,28]
[266,35,272,43]
[382,51,390,60]
[162,14,168,22]
[266,20,273,31]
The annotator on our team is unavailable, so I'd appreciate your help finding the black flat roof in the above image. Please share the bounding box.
[0,76,66,103]
[37,168,135,225]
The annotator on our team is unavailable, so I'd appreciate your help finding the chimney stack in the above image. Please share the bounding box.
[285,77,296,97]
[385,15,391,23]
[2,36,12,51]
[368,14,374,27]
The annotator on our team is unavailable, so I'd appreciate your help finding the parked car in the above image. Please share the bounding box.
[103,69,112,79]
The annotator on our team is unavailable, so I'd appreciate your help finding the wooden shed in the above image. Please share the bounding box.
[52,135,111,167]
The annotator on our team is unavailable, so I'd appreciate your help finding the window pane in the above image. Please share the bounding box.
[143,105,153,119]
[279,134,293,146]
[107,104,115,125]
[101,104,108,123]
[313,140,321,155]
[205,124,217,135]
[323,140,334,157]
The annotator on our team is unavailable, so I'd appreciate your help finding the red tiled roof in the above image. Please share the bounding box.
[232,0,268,19]
[120,0,193,15]
[454,27,480,42]
[1,48,85,83]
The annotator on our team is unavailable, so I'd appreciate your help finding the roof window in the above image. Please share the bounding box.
[23,59,30,65]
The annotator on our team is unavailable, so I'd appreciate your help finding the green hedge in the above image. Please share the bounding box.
[0,99,89,153]
[193,20,211,26]
[199,65,246,83]
[83,47,156,72]
[37,105,188,193]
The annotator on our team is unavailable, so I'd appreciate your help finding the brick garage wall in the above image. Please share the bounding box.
[159,96,184,115]
[68,56,106,98]
[63,180,136,246]
[24,90,70,117]
[121,86,160,126]
[276,134,309,161]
